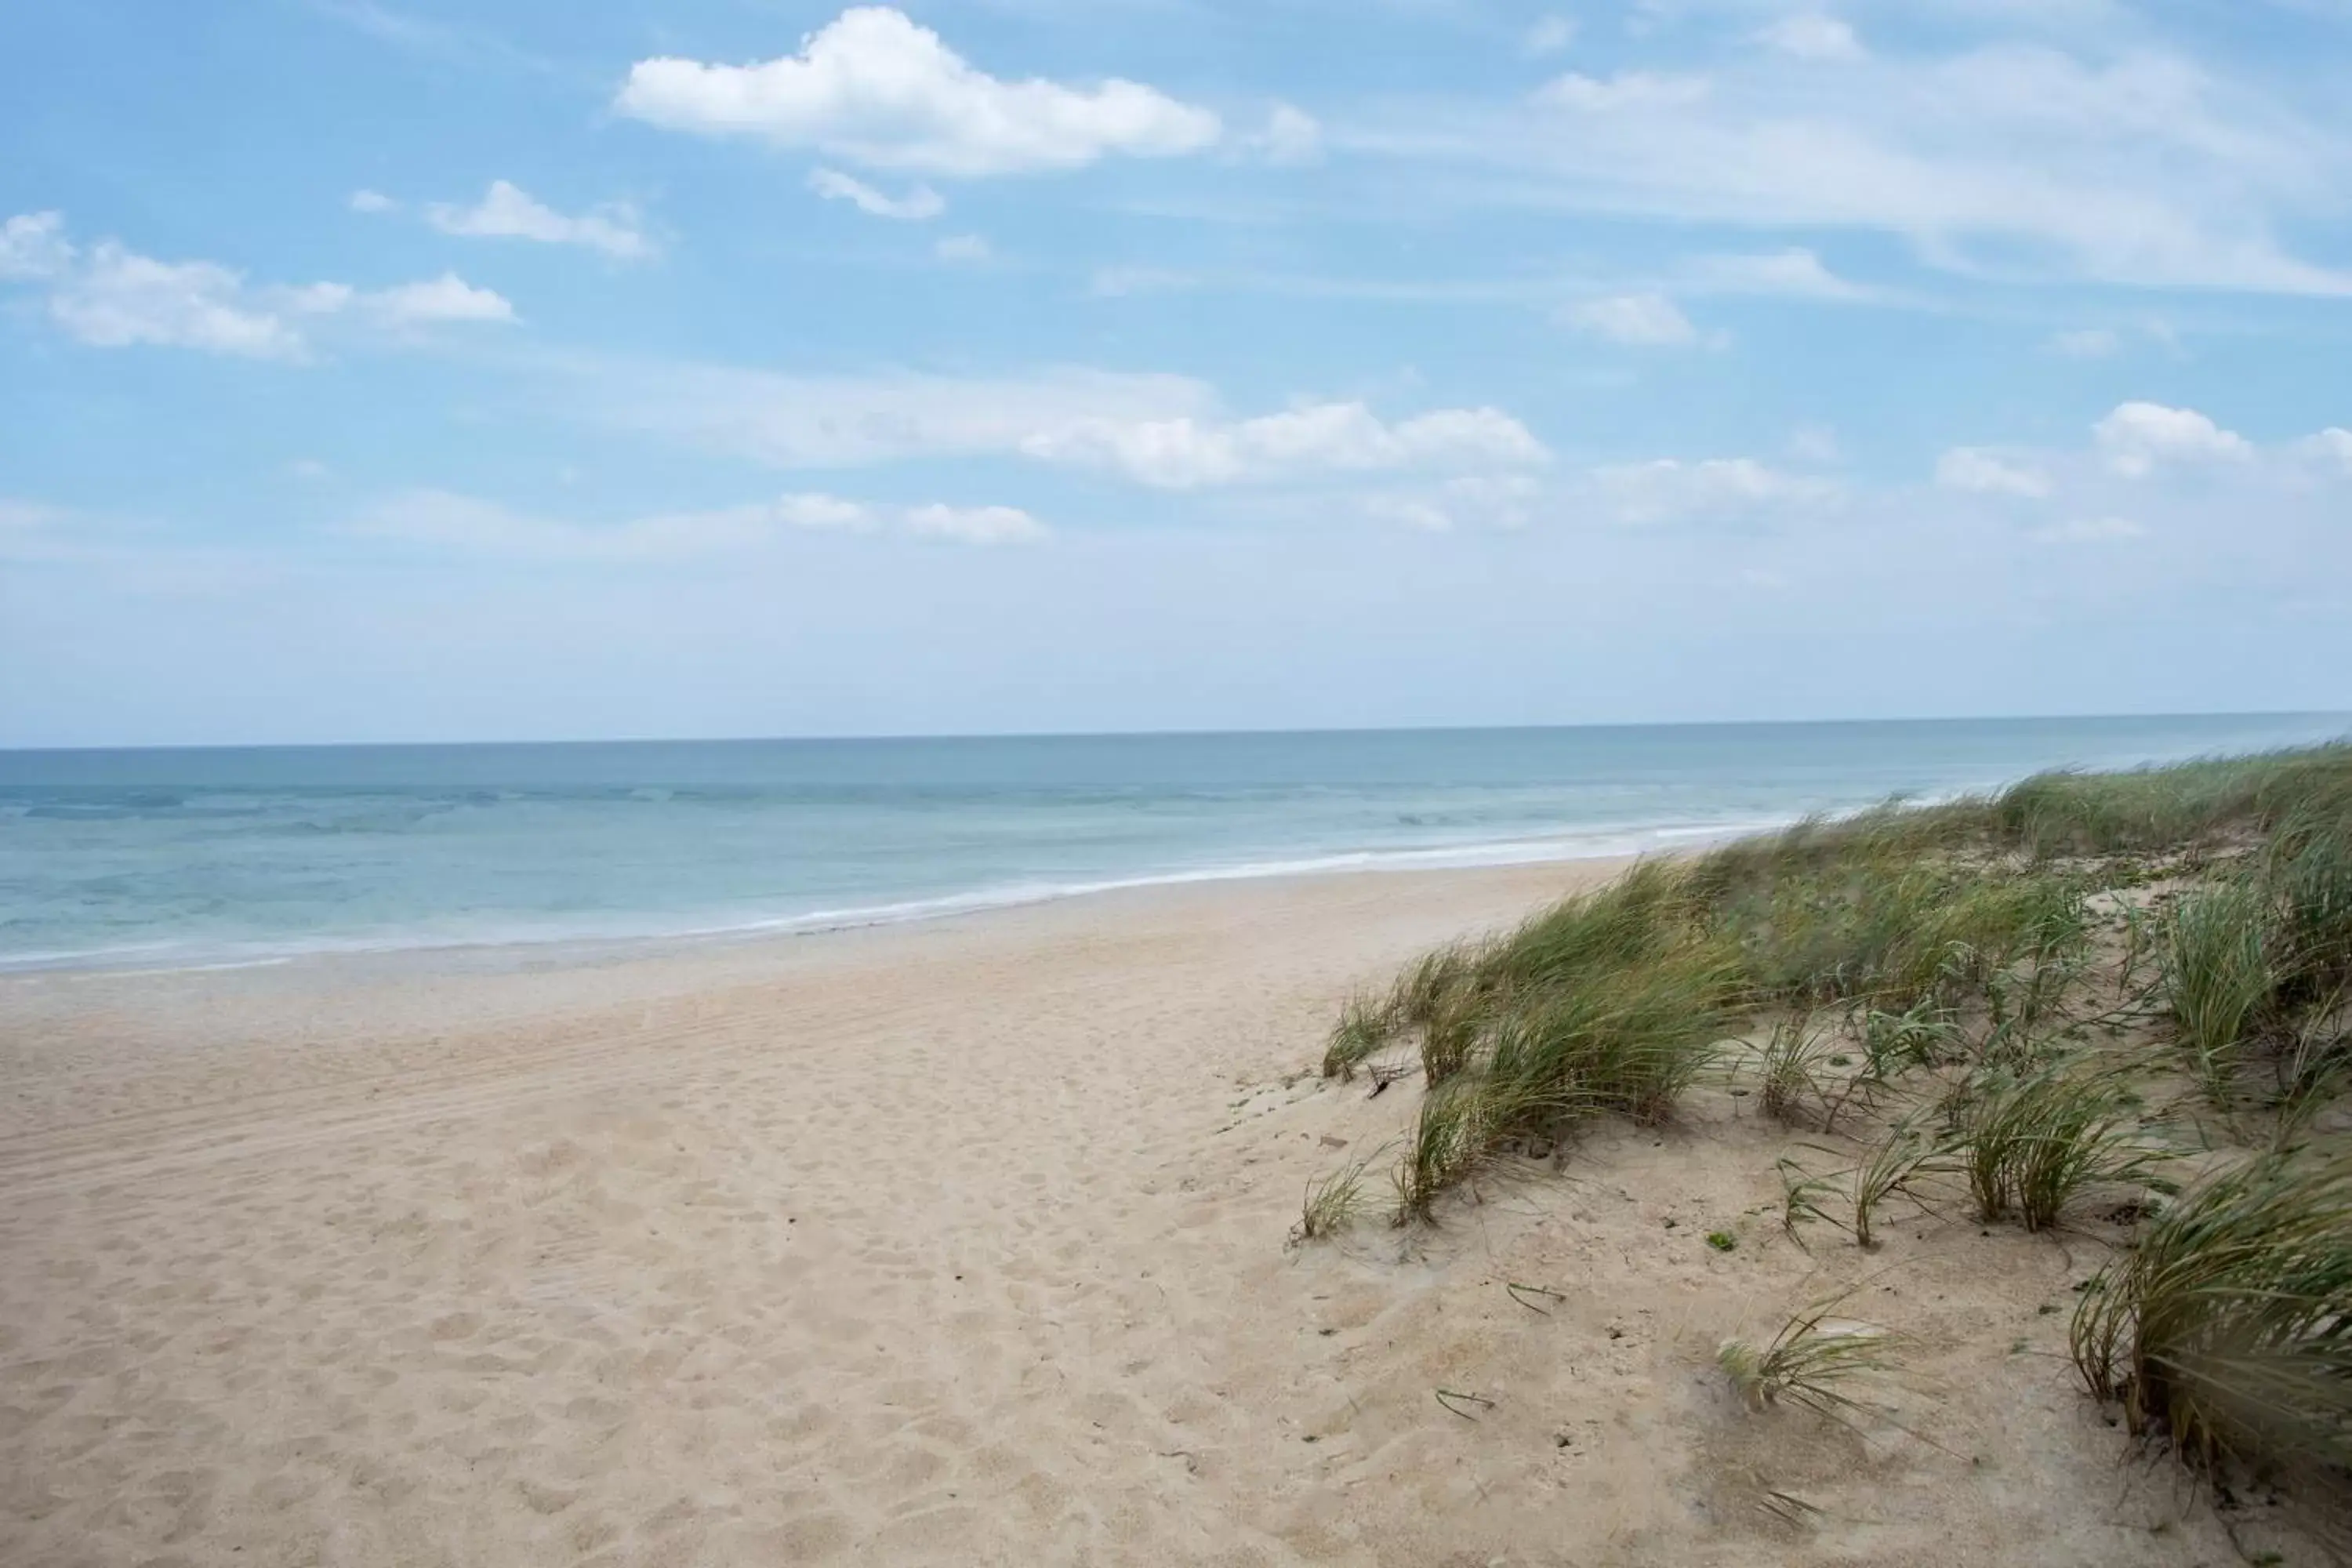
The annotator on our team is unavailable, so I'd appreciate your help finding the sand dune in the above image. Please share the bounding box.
[0,864,2307,1565]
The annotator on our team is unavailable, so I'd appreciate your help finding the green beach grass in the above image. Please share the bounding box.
[1313,741,2352,1496]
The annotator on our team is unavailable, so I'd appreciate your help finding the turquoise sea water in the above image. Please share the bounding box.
[2,715,2346,971]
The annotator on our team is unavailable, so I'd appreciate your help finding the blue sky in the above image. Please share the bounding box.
[2,0,2348,745]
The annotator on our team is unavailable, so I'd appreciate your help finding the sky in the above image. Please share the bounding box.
[2,0,2349,746]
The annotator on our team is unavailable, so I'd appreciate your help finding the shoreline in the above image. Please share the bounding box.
[15,712,2348,982]
[0,819,1767,981]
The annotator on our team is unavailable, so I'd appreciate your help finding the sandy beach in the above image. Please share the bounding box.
[0,862,2293,1566]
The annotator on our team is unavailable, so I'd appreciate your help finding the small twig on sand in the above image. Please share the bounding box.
[1436,1388,1497,1419]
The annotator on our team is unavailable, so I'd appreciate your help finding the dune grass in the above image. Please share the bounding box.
[1313,740,2352,1493]
[1940,1061,2172,1231]
[1719,1290,1896,1421]
[1289,1151,1378,1248]
[2072,1141,2352,1475]
[2161,881,2274,1101]
[1327,744,2352,1207]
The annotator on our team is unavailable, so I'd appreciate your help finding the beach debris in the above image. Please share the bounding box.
[1435,1388,1496,1420]
[1505,1280,1566,1314]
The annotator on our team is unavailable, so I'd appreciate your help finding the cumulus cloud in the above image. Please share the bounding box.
[1018,401,1548,489]
[1760,14,1865,62]
[366,272,517,326]
[1592,458,1835,524]
[425,180,653,259]
[355,488,1044,557]
[1561,292,1700,346]
[934,234,991,263]
[1537,72,1711,112]
[1,212,513,359]
[808,166,946,220]
[2094,401,2253,476]
[2306,428,2352,473]
[615,6,1221,176]
[49,245,312,359]
[347,189,397,214]
[1936,447,2052,498]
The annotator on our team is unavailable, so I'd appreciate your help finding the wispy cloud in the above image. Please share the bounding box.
[1016,401,1548,489]
[353,488,1046,557]
[1351,38,2352,295]
[554,354,1545,488]
[808,167,946,221]
[1559,292,1705,346]
[422,180,654,260]
[1758,14,1866,62]
[1590,457,1837,524]
[304,0,560,77]
[1936,447,2052,497]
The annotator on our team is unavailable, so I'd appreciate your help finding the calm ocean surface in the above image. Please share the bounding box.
[3,715,2346,971]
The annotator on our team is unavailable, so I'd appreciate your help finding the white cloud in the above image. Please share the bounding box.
[1,212,75,278]
[2050,328,2121,358]
[425,180,652,259]
[1537,72,1711,112]
[355,488,1042,557]
[348,189,397,214]
[1561,292,1700,346]
[2305,428,2352,472]
[2094,401,2252,476]
[2031,515,2146,544]
[1592,457,1835,524]
[2,212,514,358]
[1936,447,2052,497]
[771,494,876,532]
[934,233,991,263]
[1680,248,1873,301]
[1019,401,1548,488]
[1251,103,1323,167]
[50,244,311,359]
[367,272,517,326]
[808,166,946,221]
[904,503,1046,544]
[615,6,1221,176]
[561,358,1548,491]
[1365,474,1544,532]
[1760,14,1865,62]
[1396,41,2352,296]
[576,362,1219,468]
[1523,16,1577,57]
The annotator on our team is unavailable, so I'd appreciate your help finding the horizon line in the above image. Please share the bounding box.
[4,707,2348,757]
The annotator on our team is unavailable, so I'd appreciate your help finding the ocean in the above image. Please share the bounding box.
[2,713,2345,971]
